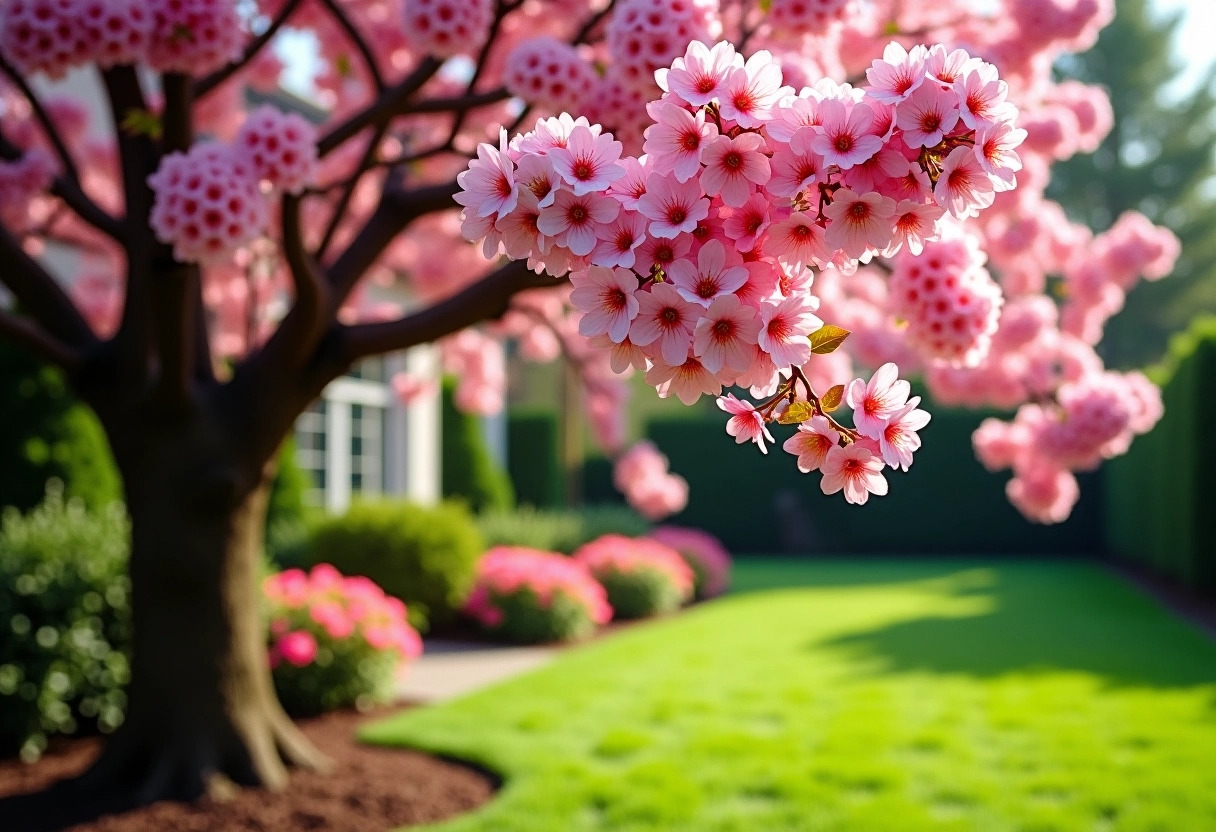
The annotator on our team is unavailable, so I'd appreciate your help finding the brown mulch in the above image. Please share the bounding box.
[0,708,497,832]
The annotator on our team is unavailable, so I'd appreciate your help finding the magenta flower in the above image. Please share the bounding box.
[537,189,620,256]
[658,40,742,108]
[630,282,700,365]
[820,443,888,505]
[720,51,787,128]
[454,140,517,219]
[572,266,640,343]
[845,362,911,439]
[275,631,318,668]
[549,125,625,195]
[667,239,749,307]
[717,393,774,453]
[643,102,718,183]
[699,132,771,207]
[637,173,710,239]
[811,99,883,169]
[590,210,648,269]
[693,293,761,374]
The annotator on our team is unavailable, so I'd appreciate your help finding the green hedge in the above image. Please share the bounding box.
[645,404,1104,554]
[1104,317,1216,590]
[478,504,650,554]
[442,378,514,513]
[507,408,561,508]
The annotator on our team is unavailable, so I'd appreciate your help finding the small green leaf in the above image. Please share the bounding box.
[759,0,773,12]
[778,401,815,425]
[820,384,845,413]
[809,324,851,355]
[883,20,900,35]
[171,23,195,43]
[120,109,162,141]
[335,53,353,78]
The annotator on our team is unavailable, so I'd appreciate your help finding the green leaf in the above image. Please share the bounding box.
[778,401,815,425]
[809,324,851,355]
[759,0,772,12]
[820,385,845,413]
[335,53,353,78]
[120,109,162,141]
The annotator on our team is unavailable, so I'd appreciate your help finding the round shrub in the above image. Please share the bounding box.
[306,499,484,632]
[647,526,732,600]
[573,535,694,620]
[0,483,131,761]
[477,504,651,554]
[264,564,422,716]
[464,547,611,643]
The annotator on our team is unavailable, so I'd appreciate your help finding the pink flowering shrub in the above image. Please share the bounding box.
[573,534,695,619]
[464,547,612,643]
[263,564,423,715]
[647,525,731,599]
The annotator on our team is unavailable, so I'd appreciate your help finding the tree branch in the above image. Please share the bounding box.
[338,258,559,360]
[316,0,386,94]
[314,125,387,261]
[259,193,331,366]
[0,306,83,371]
[0,225,98,350]
[316,57,443,158]
[0,53,82,184]
[194,0,306,98]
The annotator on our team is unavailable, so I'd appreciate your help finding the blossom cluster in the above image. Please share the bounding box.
[647,525,732,599]
[457,39,1022,506]
[573,533,695,618]
[147,106,317,263]
[464,546,612,643]
[0,0,242,79]
[263,564,423,714]
[612,440,689,520]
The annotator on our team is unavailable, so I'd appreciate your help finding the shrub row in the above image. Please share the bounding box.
[477,504,651,554]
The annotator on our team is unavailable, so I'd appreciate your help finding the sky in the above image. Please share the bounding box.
[1154,0,1216,96]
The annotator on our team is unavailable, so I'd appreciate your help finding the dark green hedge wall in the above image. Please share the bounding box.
[507,408,562,508]
[645,405,1104,554]
[1104,317,1216,590]
[441,378,515,513]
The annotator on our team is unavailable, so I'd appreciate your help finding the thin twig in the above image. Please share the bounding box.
[0,53,81,183]
[316,0,386,94]
[194,0,306,98]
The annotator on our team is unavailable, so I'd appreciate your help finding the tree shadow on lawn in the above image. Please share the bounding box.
[807,560,1216,690]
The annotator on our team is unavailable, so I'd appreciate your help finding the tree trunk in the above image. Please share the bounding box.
[0,409,329,830]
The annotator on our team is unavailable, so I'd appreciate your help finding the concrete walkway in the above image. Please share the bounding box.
[398,638,559,704]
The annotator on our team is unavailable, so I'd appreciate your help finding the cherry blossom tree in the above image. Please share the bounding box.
[0,0,1180,815]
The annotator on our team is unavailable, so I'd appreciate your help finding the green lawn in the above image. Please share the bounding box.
[364,559,1216,831]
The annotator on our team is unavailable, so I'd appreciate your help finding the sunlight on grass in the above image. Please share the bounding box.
[364,560,1216,832]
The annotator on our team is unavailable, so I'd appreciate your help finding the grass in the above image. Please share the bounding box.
[364,559,1216,831]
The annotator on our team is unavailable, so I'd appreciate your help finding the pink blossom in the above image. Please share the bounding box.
[658,40,742,107]
[768,128,827,197]
[572,266,640,343]
[865,42,928,105]
[275,631,318,667]
[720,51,788,128]
[699,133,771,207]
[637,173,710,239]
[820,443,888,505]
[630,282,700,365]
[1006,465,1080,525]
[515,154,561,208]
[591,210,648,269]
[812,99,883,169]
[822,188,896,258]
[845,362,910,439]
[768,213,831,267]
[455,139,517,219]
[954,61,1011,129]
[934,145,995,219]
[643,103,718,183]
[783,414,840,473]
[721,194,771,252]
[668,239,749,307]
[895,82,960,148]
[884,200,944,256]
[717,393,774,453]
[878,397,931,471]
[549,125,626,195]
[391,373,438,405]
[975,120,1026,191]
[693,293,762,374]
[537,189,621,256]
[645,354,722,405]
[758,294,822,368]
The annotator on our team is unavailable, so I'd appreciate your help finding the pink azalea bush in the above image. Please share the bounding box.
[263,564,422,715]
[464,546,612,643]
[648,525,732,599]
[573,534,695,619]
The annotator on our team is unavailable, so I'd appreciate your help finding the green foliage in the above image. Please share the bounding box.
[596,567,685,619]
[0,484,131,761]
[1105,316,1216,589]
[507,408,562,508]
[364,559,1216,831]
[0,340,122,512]
[644,407,1103,553]
[306,499,485,631]
[273,638,398,717]
[264,439,317,567]
[484,588,599,644]
[478,504,651,554]
[1050,0,1216,367]
[442,377,515,513]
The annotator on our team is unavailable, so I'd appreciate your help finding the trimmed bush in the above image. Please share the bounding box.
[478,504,651,554]
[464,547,611,643]
[442,377,515,513]
[0,483,131,761]
[265,438,315,567]
[0,341,121,512]
[574,535,694,620]
[1105,316,1216,590]
[265,564,422,716]
[305,499,484,631]
[507,408,561,508]
[648,526,732,599]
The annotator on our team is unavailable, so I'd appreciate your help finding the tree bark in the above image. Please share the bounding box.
[0,408,329,830]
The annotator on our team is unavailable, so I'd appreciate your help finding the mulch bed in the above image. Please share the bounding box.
[0,708,497,832]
